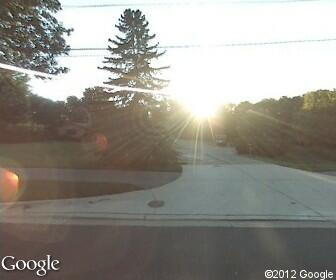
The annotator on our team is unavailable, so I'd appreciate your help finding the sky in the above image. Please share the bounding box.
[30,0,336,107]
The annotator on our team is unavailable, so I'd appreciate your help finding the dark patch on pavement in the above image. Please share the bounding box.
[148,200,165,208]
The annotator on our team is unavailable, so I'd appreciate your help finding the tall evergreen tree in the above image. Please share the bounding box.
[99,9,168,107]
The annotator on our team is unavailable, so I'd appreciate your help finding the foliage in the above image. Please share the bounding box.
[0,72,92,142]
[82,87,110,104]
[65,96,89,123]
[27,94,66,127]
[81,87,114,121]
[93,9,178,170]
[303,90,336,112]
[0,71,29,124]
[0,0,72,74]
[0,72,69,141]
[99,9,169,107]
[226,90,336,157]
[81,103,177,170]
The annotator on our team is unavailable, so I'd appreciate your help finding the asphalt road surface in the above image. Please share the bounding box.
[1,224,336,280]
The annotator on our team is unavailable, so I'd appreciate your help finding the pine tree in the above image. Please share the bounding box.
[99,9,169,107]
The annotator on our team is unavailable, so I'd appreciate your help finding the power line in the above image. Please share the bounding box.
[63,0,322,9]
[66,37,336,57]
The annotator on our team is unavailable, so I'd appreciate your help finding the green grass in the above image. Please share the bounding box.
[16,180,141,201]
[0,142,97,169]
[249,145,336,172]
[0,141,182,172]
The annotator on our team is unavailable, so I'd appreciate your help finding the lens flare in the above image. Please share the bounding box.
[0,169,19,202]
[94,133,108,153]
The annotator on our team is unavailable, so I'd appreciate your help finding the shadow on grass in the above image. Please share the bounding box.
[17,180,142,202]
[0,141,183,173]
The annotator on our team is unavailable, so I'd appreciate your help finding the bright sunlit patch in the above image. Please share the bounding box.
[171,83,220,119]
[184,99,217,119]
[169,61,224,119]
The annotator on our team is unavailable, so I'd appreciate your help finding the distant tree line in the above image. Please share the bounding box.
[219,90,336,157]
[0,72,86,142]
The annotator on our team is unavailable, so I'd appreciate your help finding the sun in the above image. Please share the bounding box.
[170,86,220,119]
[184,99,217,119]
[168,63,224,119]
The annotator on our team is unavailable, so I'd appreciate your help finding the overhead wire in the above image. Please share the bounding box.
[63,0,326,9]
[63,37,336,57]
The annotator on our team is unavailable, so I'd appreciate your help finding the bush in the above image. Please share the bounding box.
[89,107,180,171]
[0,122,51,143]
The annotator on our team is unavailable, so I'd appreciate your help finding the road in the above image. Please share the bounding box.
[1,141,336,279]
[175,139,261,165]
[1,140,336,224]
[1,224,336,280]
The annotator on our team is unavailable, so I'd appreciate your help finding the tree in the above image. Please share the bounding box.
[0,0,72,74]
[66,96,81,109]
[27,94,66,127]
[99,9,169,107]
[65,96,89,123]
[0,71,29,124]
[81,87,114,124]
[82,87,110,106]
[303,90,336,112]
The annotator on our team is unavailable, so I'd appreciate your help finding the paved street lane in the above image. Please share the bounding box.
[1,224,336,280]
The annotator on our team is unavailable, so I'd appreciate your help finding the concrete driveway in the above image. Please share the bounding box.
[1,140,336,224]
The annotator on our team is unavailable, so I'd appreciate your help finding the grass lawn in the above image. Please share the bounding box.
[0,142,181,202]
[0,142,97,169]
[0,141,182,173]
[249,145,336,172]
[16,180,141,201]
